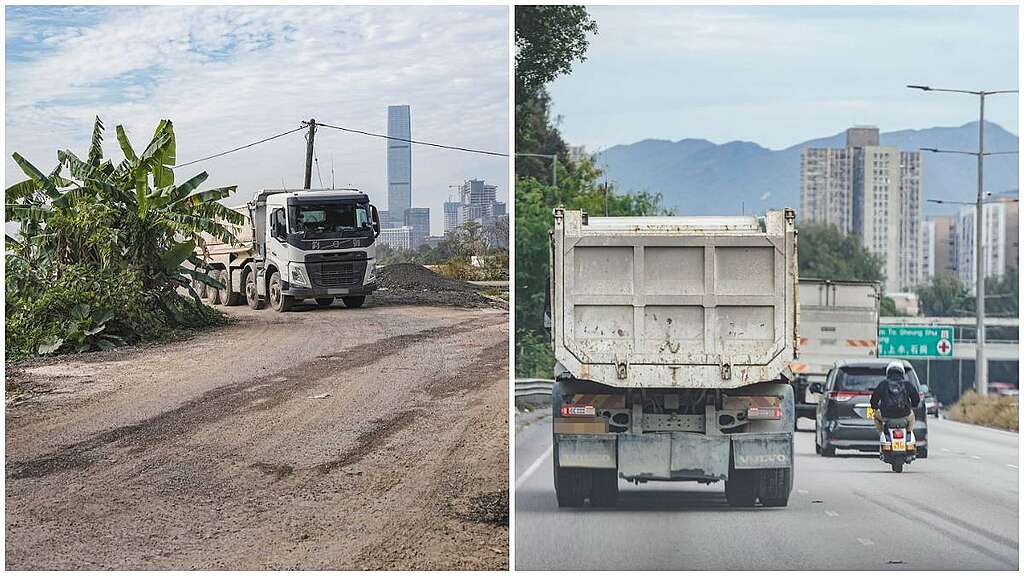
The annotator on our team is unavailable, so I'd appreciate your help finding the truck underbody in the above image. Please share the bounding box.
[551,377,794,508]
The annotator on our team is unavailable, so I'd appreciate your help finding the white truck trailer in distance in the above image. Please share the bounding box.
[790,279,881,422]
[549,208,799,508]
[195,189,382,311]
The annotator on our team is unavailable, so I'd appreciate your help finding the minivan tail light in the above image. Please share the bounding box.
[827,391,866,402]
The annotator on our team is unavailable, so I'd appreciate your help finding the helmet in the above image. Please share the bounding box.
[885,361,906,381]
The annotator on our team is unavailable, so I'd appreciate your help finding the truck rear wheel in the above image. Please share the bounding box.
[725,455,758,507]
[245,269,264,310]
[590,469,619,507]
[553,442,589,508]
[342,296,366,308]
[268,271,293,312]
[222,270,242,306]
[209,270,224,305]
[758,467,792,507]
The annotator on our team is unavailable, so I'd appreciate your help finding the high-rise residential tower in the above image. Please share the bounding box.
[799,126,923,290]
[386,105,412,228]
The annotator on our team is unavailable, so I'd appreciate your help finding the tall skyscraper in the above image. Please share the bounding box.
[799,127,922,290]
[922,215,958,280]
[386,105,412,228]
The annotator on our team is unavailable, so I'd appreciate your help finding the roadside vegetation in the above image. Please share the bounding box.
[378,220,509,282]
[6,117,239,362]
[946,390,1019,432]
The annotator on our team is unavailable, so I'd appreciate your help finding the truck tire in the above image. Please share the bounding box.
[245,269,264,310]
[223,270,242,306]
[268,271,293,312]
[758,467,792,507]
[553,442,589,508]
[316,298,335,308]
[209,270,224,305]
[342,296,366,308]
[725,456,758,507]
[590,469,619,507]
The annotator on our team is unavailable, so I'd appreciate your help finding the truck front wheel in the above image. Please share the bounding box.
[342,296,366,308]
[268,272,294,312]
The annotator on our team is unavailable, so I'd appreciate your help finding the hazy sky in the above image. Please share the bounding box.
[549,5,1019,151]
[5,5,508,236]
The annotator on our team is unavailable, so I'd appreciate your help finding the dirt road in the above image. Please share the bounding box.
[5,302,508,570]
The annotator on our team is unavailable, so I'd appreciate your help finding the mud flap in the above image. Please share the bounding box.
[669,433,729,480]
[618,434,670,479]
[556,434,617,469]
[731,432,793,470]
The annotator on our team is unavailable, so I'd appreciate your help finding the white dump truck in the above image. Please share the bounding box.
[548,208,798,507]
[195,189,382,311]
[790,279,881,423]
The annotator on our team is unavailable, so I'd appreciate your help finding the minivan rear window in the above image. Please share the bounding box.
[834,366,920,392]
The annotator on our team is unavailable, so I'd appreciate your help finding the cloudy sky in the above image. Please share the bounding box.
[549,5,1019,151]
[5,5,508,236]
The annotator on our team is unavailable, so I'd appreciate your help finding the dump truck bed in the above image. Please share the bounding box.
[550,208,798,389]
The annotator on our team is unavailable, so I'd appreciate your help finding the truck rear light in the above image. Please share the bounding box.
[747,406,782,420]
[560,404,596,417]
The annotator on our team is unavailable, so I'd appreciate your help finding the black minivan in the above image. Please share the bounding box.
[812,359,928,458]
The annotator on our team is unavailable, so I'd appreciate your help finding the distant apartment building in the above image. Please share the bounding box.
[403,207,430,249]
[386,105,412,228]
[921,215,957,280]
[444,179,503,233]
[800,126,922,290]
[956,199,1019,294]
[379,226,412,251]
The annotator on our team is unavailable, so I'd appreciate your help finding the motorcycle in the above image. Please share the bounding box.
[879,417,916,473]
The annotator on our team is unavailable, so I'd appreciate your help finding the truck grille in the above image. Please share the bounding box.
[307,260,367,288]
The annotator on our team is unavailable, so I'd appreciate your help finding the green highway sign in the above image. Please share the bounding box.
[878,325,954,358]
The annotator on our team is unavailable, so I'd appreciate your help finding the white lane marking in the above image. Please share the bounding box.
[515,444,553,490]
[857,537,875,546]
[825,510,839,517]
[970,455,981,460]
[941,448,950,452]
[1008,464,1018,470]
[797,489,808,494]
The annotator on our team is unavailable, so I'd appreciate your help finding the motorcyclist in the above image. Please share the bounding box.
[869,361,920,434]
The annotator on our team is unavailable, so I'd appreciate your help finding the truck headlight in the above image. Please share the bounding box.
[367,265,377,282]
[289,262,310,288]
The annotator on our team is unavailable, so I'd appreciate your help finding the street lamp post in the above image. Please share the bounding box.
[516,153,558,188]
[908,85,1019,395]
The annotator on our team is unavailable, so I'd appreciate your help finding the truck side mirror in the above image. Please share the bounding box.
[370,205,381,238]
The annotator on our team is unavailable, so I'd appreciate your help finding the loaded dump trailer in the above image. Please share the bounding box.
[549,208,799,507]
[195,188,381,312]
[790,279,881,422]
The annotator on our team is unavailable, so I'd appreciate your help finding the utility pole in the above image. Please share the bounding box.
[304,118,317,189]
[907,84,1019,395]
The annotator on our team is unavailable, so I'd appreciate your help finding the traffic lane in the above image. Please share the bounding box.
[515,415,1017,571]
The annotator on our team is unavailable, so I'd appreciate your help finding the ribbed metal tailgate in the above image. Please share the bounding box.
[551,209,798,389]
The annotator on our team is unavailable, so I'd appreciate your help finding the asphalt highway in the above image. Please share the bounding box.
[514,413,1018,571]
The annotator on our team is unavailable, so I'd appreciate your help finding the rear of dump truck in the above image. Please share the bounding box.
[549,208,799,508]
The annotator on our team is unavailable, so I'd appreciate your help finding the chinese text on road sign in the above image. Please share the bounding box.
[878,325,954,358]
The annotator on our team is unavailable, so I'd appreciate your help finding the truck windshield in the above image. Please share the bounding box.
[289,202,371,238]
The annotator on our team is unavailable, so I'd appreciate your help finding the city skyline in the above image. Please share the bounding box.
[4,5,508,237]
[548,5,1018,152]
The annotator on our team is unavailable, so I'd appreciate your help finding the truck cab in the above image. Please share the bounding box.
[251,189,381,311]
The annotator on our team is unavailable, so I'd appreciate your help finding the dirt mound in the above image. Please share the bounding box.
[377,263,481,293]
[375,264,501,309]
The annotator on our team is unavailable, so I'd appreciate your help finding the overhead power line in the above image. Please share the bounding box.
[172,125,307,170]
[315,121,508,157]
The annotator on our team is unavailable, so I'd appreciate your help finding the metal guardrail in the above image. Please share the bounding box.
[515,378,553,398]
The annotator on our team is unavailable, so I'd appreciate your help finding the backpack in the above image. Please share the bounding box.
[882,379,910,414]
